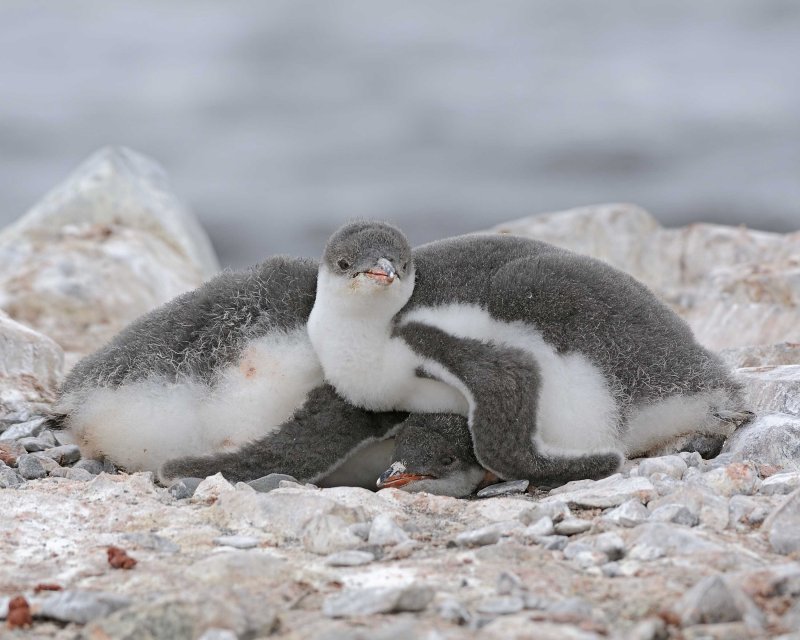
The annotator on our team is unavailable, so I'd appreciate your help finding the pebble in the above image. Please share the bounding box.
[36,590,131,624]
[0,467,23,488]
[554,518,592,536]
[455,524,501,547]
[728,495,773,531]
[701,462,761,497]
[322,584,433,617]
[601,499,650,527]
[760,471,800,496]
[638,455,688,480]
[17,436,52,452]
[521,515,555,538]
[476,595,525,615]
[649,504,700,527]
[247,473,299,493]
[496,571,525,595]
[17,453,48,479]
[437,597,471,625]
[592,532,626,561]
[191,473,234,502]
[723,413,800,471]
[49,467,94,481]
[302,514,362,554]
[213,535,259,549]
[476,479,530,498]
[628,523,722,561]
[121,533,180,554]
[73,458,105,475]
[43,444,82,465]
[0,417,47,442]
[168,477,203,499]
[367,514,410,546]
[674,575,763,627]
[197,629,238,640]
[324,550,375,566]
[765,488,800,555]
[680,451,704,468]
[0,441,27,464]
[534,535,569,551]
[546,474,656,508]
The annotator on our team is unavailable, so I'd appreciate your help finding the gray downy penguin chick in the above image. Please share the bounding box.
[52,256,408,487]
[307,221,751,486]
[377,413,485,498]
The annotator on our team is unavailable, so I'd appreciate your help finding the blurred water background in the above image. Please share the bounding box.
[1,1,798,268]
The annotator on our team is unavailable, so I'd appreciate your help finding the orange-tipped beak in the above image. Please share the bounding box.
[377,469,434,489]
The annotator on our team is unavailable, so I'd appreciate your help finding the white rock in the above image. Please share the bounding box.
[322,585,433,617]
[191,473,235,503]
[728,495,774,531]
[674,575,764,628]
[637,455,687,480]
[476,596,525,615]
[628,523,723,561]
[723,413,800,470]
[521,516,555,538]
[601,499,650,527]
[35,590,131,624]
[648,504,699,527]
[554,518,592,536]
[735,365,800,416]
[648,487,729,532]
[760,471,800,496]
[720,342,800,368]
[544,475,656,509]
[0,147,218,366]
[699,462,761,497]
[302,514,363,555]
[212,535,259,550]
[455,524,502,547]
[764,488,800,555]
[0,312,63,422]
[324,550,375,567]
[367,513,410,546]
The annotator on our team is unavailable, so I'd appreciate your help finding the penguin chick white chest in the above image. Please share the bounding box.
[307,268,468,414]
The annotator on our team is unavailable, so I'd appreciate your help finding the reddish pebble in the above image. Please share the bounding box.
[107,546,137,570]
[7,596,32,629]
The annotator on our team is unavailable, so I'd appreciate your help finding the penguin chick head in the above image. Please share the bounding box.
[377,413,486,498]
[320,221,414,313]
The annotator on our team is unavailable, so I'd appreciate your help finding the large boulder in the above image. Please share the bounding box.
[0,147,219,368]
[492,204,800,350]
[0,310,63,424]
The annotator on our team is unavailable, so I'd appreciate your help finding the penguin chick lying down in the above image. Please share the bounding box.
[378,413,485,498]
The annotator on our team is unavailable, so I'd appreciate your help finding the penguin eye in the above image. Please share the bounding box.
[402,262,409,271]
[439,455,455,466]
[337,258,351,271]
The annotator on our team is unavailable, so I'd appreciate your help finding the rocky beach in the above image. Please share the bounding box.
[1,148,799,639]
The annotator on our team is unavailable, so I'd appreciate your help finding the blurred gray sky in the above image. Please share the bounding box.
[1,0,798,267]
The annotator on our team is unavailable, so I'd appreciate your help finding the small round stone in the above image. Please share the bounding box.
[17,454,48,480]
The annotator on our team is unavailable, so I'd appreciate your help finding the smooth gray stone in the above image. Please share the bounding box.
[554,518,592,536]
[535,535,569,551]
[37,590,131,624]
[476,595,525,615]
[323,584,433,617]
[455,525,501,547]
[73,458,105,475]
[367,514,409,546]
[602,499,650,527]
[168,477,203,499]
[437,597,471,624]
[0,467,23,488]
[37,430,57,447]
[649,504,700,527]
[477,479,530,498]
[676,575,763,627]
[17,453,48,479]
[247,473,298,493]
[0,417,47,442]
[43,444,82,465]
[760,471,800,496]
[496,571,525,595]
[197,630,238,640]
[18,436,52,452]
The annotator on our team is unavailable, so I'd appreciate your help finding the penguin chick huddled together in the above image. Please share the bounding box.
[377,414,485,498]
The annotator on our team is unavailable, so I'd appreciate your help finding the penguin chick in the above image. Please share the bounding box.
[377,414,485,498]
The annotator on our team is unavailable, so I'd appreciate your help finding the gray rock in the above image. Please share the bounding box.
[476,596,525,615]
[602,499,650,527]
[73,458,105,475]
[521,515,555,538]
[680,451,704,468]
[322,584,433,617]
[0,417,47,442]
[592,532,626,561]
[554,518,592,536]
[43,444,82,465]
[765,488,800,554]
[546,597,594,620]
[721,342,800,368]
[735,364,800,416]
[760,471,800,496]
[37,590,131,624]
[675,575,763,627]
[455,524,501,547]
[368,514,410,546]
[624,618,668,640]
[723,413,800,470]
[37,430,57,446]
[0,467,23,488]
[18,436,53,452]
[649,504,700,527]
[648,487,730,532]
[535,535,569,551]
[247,473,299,493]
[347,522,372,541]
[29,451,61,472]
[637,455,687,480]
[168,477,203,499]
[197,630,238,640]
[49,467,93,481]
[437,597,471,625]
[213,535,259,549]
[477,479,530,498]
[325,550,375,566]
[17,453,48,479]
[496,571,525,595]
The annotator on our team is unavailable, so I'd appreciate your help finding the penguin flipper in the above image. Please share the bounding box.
[158,385,407,485]
[396,322,623,485]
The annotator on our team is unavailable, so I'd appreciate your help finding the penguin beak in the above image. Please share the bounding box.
[363,258,397,285]
[377,462,434,489]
